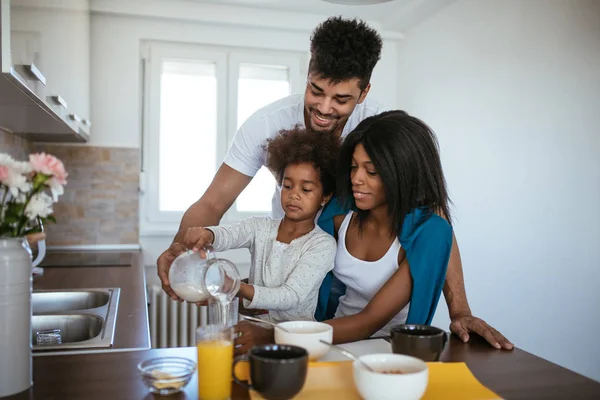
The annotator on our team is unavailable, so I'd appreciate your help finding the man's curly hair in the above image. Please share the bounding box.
[265,126,340,197]
[309,16,383,90]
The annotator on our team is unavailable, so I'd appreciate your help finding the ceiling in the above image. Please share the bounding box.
[183,0,456,33]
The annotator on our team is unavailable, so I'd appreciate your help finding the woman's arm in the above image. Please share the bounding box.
[242,236,336,310]
[326,256,412,344]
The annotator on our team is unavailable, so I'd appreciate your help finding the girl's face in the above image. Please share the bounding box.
[281,162,330,222]
[350,144,387,211]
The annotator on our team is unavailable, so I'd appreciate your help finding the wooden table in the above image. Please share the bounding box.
[6,335,600,399]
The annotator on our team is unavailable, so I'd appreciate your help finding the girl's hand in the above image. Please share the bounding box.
[239,297,269,316]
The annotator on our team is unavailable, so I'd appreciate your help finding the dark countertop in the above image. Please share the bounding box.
[6,336,600,399]
[39,250,135,267]
[32,250,151,353]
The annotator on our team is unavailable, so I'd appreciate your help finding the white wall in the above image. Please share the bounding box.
[90,11,400,149]
[397,0,600,381]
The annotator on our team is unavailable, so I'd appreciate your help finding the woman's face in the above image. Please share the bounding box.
[281,162,329,222]
[350,144,387,211]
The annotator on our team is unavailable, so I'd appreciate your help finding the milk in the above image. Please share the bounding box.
[213,294,230,328]
[171,283,210,302]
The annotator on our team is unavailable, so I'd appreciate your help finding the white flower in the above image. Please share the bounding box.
[0,153,15,167]
[11,161,32,175]
[25,192,53,220]
[46,177,65,202]
[3,168,31,197]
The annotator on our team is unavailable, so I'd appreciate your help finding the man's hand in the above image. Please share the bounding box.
[442,235,513,349]
[234,321,274,356]
[156,242,188,301]
[182,227,215,253]
[450,314,513,350]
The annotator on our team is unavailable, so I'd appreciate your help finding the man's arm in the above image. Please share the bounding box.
[445,232,514,350]
[444,233,471,316]
[157,163,252,300]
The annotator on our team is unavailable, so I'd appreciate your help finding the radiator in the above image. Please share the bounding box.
[148,284,208,348]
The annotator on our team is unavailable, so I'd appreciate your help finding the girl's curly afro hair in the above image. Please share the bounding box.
[265,126,341,196]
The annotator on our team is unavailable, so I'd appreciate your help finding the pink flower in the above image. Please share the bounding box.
[0,165,8,182]
[29,153,68,185]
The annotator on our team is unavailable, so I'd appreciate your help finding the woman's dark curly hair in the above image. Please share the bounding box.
[309,16,383,90]
[264,126,340,197]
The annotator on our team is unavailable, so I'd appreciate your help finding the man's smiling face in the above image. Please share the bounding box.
[303,73,369,137]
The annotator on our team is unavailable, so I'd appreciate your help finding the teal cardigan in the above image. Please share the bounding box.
[315,197,453,325]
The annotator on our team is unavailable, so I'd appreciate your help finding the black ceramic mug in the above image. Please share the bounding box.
[390,324,448,362]
[232,344,308,400]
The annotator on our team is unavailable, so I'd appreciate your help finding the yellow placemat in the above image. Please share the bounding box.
[423,362,501,400]
[240,360,501,400]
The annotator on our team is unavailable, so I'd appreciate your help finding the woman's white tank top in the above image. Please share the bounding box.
[334,211,410,338]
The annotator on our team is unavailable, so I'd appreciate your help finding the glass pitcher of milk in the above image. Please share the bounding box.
[168,248,240,303]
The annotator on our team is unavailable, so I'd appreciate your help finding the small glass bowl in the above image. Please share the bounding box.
[137,357,196,395]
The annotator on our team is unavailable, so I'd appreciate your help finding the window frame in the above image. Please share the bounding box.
[140,41,306,236]
[223,50,304,223]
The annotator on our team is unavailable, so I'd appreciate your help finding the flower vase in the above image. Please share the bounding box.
[0,237,33,397]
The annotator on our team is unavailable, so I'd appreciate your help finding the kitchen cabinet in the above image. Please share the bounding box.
[0,0,91,142]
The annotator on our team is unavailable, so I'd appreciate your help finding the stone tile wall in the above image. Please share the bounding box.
[1,129,140,245]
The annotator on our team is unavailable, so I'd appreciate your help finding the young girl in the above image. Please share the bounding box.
[181,126,339,323]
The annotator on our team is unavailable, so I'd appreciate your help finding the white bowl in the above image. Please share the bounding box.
[274,321,333,361]
[353,354,428,400]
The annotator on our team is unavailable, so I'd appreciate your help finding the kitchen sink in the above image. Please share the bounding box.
[32,315,103,344]
[32,291,110,314]
[31,288,120,351]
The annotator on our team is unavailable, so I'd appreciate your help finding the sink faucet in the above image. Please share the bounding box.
[31,217,46,269]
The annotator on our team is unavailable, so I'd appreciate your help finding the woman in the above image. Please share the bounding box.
[316,110,452,343]
[236,110,453,349]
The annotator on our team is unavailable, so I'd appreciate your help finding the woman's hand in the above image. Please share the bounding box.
[182,227,214,253]
[234,321,274,355]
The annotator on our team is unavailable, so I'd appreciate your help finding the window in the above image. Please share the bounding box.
[141,42,305,232]
[235,63,291,213]
[159,60,218,212]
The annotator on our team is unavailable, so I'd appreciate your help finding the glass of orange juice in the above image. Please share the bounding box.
[196,324,234,400]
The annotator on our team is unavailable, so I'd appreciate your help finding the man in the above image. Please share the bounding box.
[157,17,512,350]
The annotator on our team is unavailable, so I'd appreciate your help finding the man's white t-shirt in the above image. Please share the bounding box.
[223,94,389,218]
